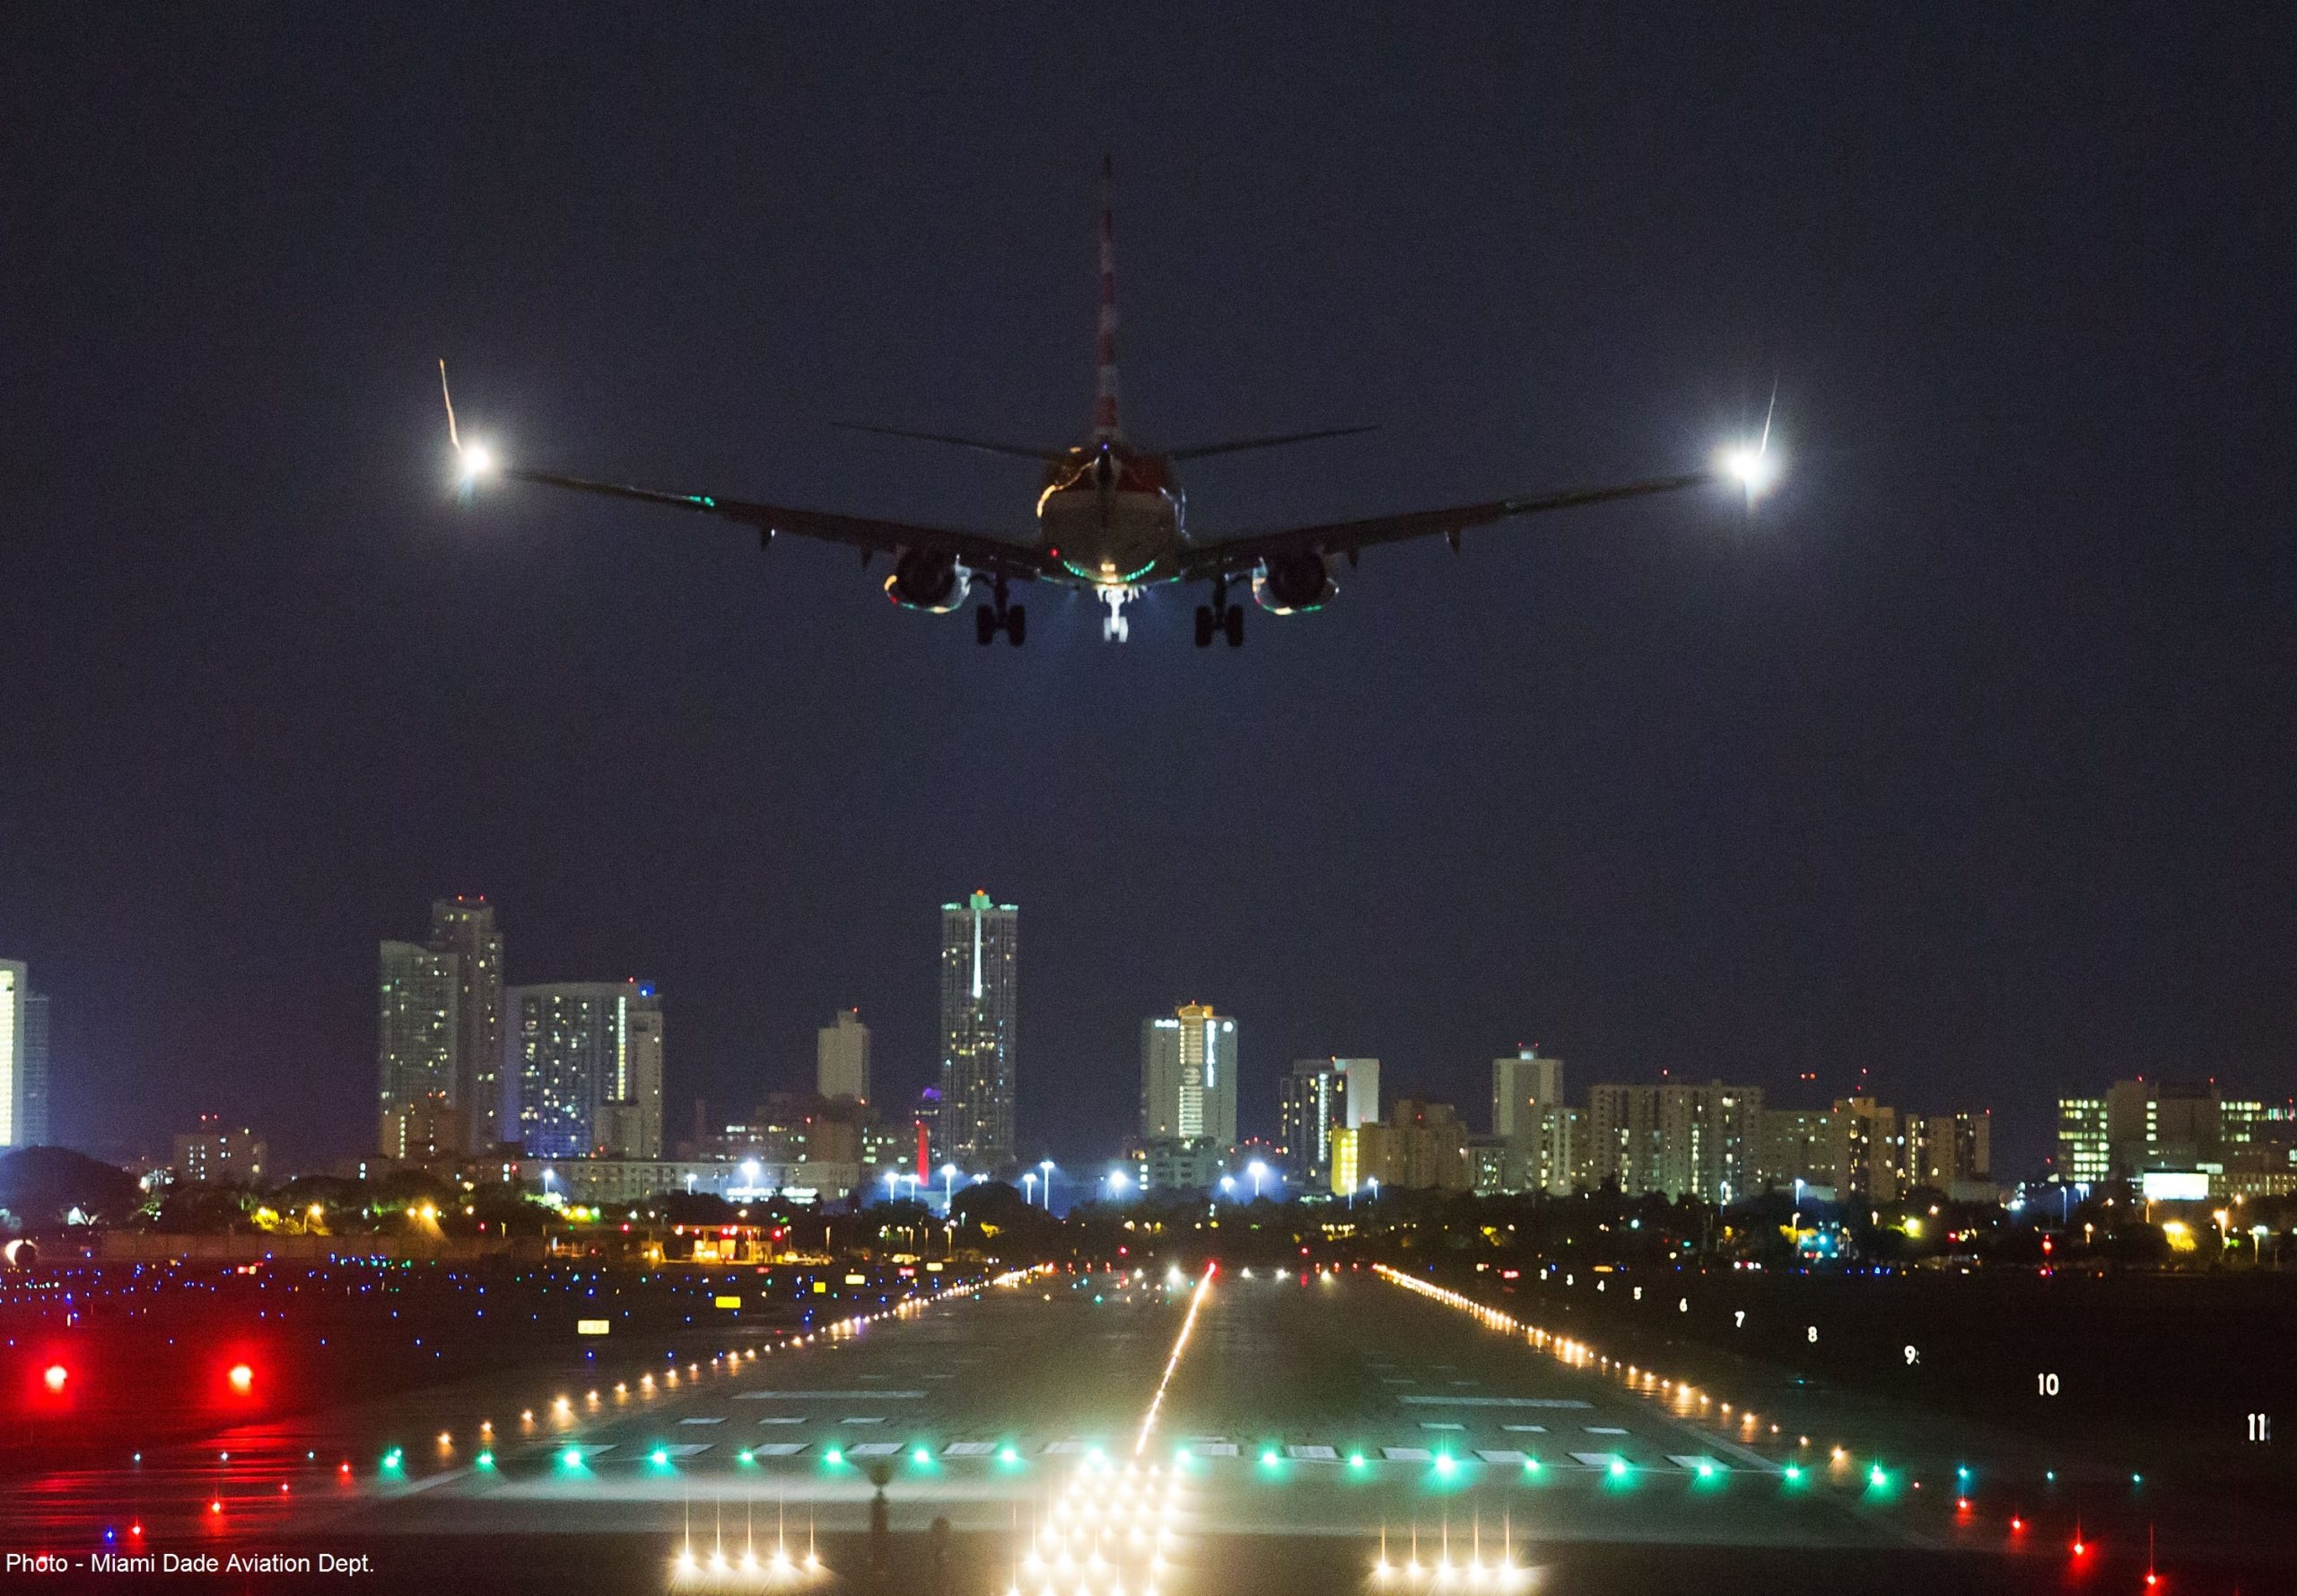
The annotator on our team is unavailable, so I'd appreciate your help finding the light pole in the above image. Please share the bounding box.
[1107,1169,1131,1200]
[1219,1175,1236,1201]
[1039,1160,1055,1210]
[882,1169,900,1204]
[1023,1172,1037,1207]
[1247,1159,1269,1200]
[941,1164,957,1212]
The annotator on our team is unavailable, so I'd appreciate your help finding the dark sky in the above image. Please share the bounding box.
[4,6,2293,1178]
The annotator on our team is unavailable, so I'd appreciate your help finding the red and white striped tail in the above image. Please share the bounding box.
[1094,154,1121,441]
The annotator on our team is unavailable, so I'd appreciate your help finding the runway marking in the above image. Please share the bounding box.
[1475,1449,1531,1464]
[941,1443,999,1456]
[749,1443,808,1457]
[734,1390,925,1400]
[1398,1396,1592,1408]
[755,1417,806,1425]
[1666,1454,1726,1472]
[1380,1447,1434,1461]
[1501,1425,1548,1434]
[653,1443,712,1458]
[844,1443,903,1457]
[1418,1422,1465,1431]
[840,1417,887,1425]
[1585,1426,1629,1435]
[677,1417,725,1426]
[1286,1444,1339,1461]
[1569,1452,1629,1469]
[1191,1442,1238,1457]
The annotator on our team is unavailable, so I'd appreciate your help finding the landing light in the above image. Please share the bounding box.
[1719,443,1778,496]
[458,442,496,481]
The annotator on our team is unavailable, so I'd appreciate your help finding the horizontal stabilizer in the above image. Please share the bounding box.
[1165,425,1376,461]
[830,422,1059,460]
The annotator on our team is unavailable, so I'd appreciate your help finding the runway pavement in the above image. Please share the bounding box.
[4,1260,2286,1591]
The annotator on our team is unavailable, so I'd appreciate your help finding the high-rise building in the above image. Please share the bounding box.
[1760,1109,1836,1191]
[1338,1058,1381,1129]
[818,1009,871,1103]
[174,1113,266,1184]
[1908,1111,1993,1192]
[1587,1082,1763,1202]
[18,984,50,1147]
[378,941,459,1160]
[1828,1096,1901,1202]
[938,892,1017,1172]
[1140,1003,1238,1148]
[1280,1059,1349,1183]
[428,898,505,1151]
[1352,1099,1472,1191]
[2056,1095,2109,1184]
[508,981,665,1159]
[1492,1048,1565,1142]
[0,960,28,1148]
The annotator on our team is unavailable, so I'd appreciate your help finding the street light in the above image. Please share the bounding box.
[1107,1169,1132,1199]
[1038,1159,1055,1210]
[1023,1172,1037,1206]
[1219,1175,1236,1199]
[1247,1159,1269,1199]
[940,1164,958,1211]
[882,1169,900,1203]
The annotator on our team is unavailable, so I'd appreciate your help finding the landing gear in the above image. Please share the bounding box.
[1196,582,1245,648]
[1097,585,1137,643]
[976,578,1026,646]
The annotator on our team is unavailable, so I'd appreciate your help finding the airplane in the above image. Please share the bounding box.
[443,159,1778,646]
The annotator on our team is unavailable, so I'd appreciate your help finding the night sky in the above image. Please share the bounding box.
[5,7,2293,1177]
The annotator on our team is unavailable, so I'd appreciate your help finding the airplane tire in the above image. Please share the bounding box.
[1224,606,1245,648]
[1006,605,1026,646]
[975,606,998,646]
[1194,606,1215,648]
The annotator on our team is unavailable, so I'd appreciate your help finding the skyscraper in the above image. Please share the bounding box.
[1588,1082,1764,1202]
[508,981,665,1159]
[19,988,49,1147]
[1491,1048,1565,1141]
[377,941,459,1160]
[1141,1003,1238,1148]
[0,960,35,1148]
[938,892,1017,1172]
[1280,1059,1347,1183]
[428,897,504,1151]
[818,1008,871,1103]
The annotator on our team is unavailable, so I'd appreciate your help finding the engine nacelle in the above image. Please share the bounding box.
[1252,551,1336,615]
[884,547,972,613]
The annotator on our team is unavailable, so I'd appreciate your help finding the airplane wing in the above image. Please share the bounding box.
[1173,467,1723,583]
[499,465,1061,580]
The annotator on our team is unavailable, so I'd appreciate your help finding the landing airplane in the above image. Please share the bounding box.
[444,161,1777,645]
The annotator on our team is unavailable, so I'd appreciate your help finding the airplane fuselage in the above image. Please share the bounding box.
[1035,440,1186,588]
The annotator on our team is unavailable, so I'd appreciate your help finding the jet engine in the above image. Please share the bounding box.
[1251,551,1336,615]
[883,546,971,613]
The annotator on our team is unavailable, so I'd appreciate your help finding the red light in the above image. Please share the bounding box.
[339,1462,351,1475]
[2011,1518,2025,1531]
[227,1364,254,1393]
[42,1364,68,1393]
[130,1526,143,1538]
[2073,1541,2087,1557]
[1957,1498,1971,1512]
[209,1502,222,1514]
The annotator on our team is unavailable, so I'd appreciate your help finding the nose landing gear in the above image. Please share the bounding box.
[1098,584,1138,643]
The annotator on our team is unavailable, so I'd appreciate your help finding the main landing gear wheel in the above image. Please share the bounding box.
[1006,604,1026,646]
[1194,606,1216,648]
[975,606,999,646]
[1224,605,1245,647]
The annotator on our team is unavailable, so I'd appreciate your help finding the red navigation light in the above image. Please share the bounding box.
[227,1363,255,1394]
[42,1364,68,1393]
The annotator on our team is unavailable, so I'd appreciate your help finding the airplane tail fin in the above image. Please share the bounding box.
[1093,154,1121,441]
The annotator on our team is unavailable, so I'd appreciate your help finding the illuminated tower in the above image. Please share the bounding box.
[938,892,1017,1173]
[817,1008,871,1104]
[378,941,459,1160]
[507,981,664,1159]
[1143,1005,1238,1149]
[0,959,23,1147]
[428,897,505,1152]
